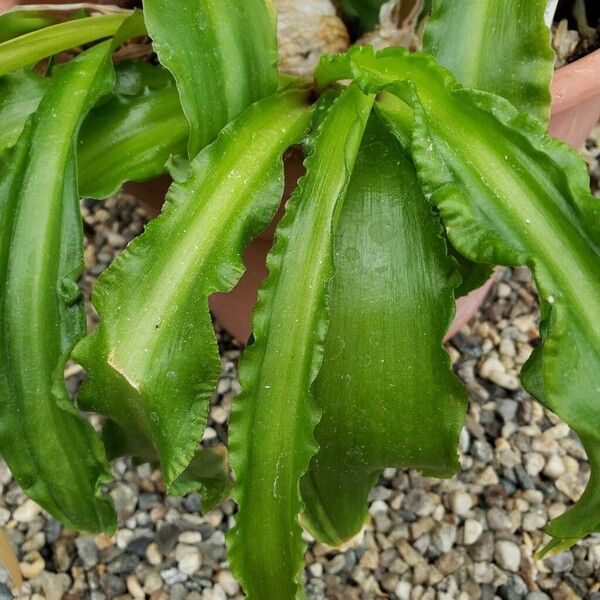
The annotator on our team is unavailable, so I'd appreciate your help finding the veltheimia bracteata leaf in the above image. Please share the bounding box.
[300,113,466,545]
[73,90,311,496]
[0,42,117,534]
[424,0,554,296]
[227,84,374,600]
[0,10,146,76]
[319,45,600,552]
[0,69,47,155]
[143,0,279,158]
[424,0,554,125]
[77,62,188,199]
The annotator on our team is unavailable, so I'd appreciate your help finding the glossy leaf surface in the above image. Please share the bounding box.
[320,46,600,550]
[0,70,46,154]
[78,62,188,199]
[227,85,374,600]
[0,42,116,533]
[0,4,129,43]
[424,0,553,125]
[0,11,145,76]
[143,0,279,158]
[424,0,554,295]
[301,115,466,545]
[74,91,311,495]
[0,9,55,43]
[341,0,387,31]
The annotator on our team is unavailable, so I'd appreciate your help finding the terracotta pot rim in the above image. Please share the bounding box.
[551,47,600,113]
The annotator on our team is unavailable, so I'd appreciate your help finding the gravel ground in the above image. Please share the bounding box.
[1,141,600,599]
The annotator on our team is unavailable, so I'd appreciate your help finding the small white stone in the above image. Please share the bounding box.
[432,522,456,553]
[471,562,494,584]
[494,540,521,572]
[479,357,520,390]
[126,574,145,599]
[395,581,412,600]
[215,570,240,595]
[449,492,473,516]
[487,507,512,531]
[525,452,545,477]
[145,542,162,566]
[175,544,201,576]
[369,500,388,515]
[14,499,41,523]
[463,519,483,545]
[178,531,202,544]
[543,455,565,479]
[522,512,547,531]
[20,551,45,579]
[143,570,163,594]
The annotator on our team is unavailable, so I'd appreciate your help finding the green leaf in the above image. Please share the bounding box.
[0,9,55,43]
[340,0,387,31]
[143,0,279,158]
[0,10,146,77]
[424,0,554,125]
[424,0,554,295]
[227,85,374,600]
[0,42,117,534]
[77,62,188,199]
[325,46,600,549]
[300,114,466,545]
[73,91,311,497]
[0,69,47,154]
[170,445,232,512]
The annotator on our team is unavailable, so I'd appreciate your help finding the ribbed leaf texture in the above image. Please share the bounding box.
[0,42,116,534]
[74,91,311,498]
[424,0,554,296]
[143,0,279,158]
[319,45,600,552]
[424,0,554,125]
[0,10,146,76]
[227,85,374,600]
[78,62,188,199]
[0,70,46,154]
[301,113,466,545]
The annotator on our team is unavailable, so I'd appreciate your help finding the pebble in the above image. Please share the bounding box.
[449,491,473,516]
[479,357,520,390]
[215,571,240,595]
[145,542,162,566]
[144,570,163,594]
[157,523,179,554]
[160,567,188,585]
[111,484,138,520]
[432,522,456,553]
[463,519,484,545]
[545,551,575,573]
[436,549,464,575]
[0,508,10,526]
[20,551,45,579]
[494,540,521,572]
[14,499,41,523]
[543,455,565,479]
[126,574,145,598]
[106,553,139,575]
[75,536,98,568]
[403,490,436,516]
[175,544,202,576]
[487,507,512,530]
